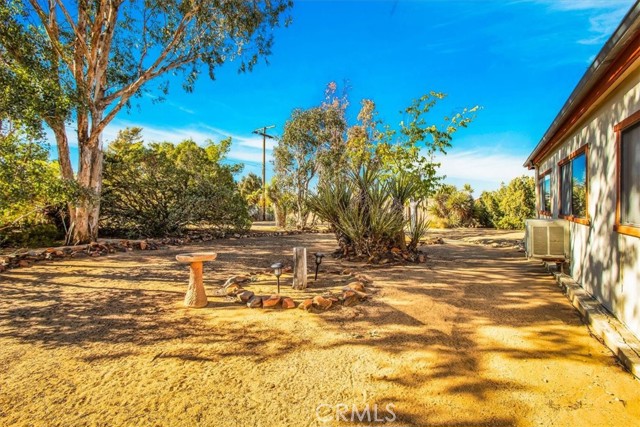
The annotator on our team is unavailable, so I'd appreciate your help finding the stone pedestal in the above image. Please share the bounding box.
[176,252,217,308]
[292,247,307,290]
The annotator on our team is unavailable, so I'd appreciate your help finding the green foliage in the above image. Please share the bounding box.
[309,163,421,259]
[0,126,74,246]
[428,184,476,228]
[275,84,479,233]
[100,128,250,238]
[238,172,264,218]
[266,177,295,228]
[376,93,479,200]
[429,176,535,230]
[1,0,292,243]
[493,176,536,229]
[407,212,430,253]
[1,223,60,248]
[274,85,348,229]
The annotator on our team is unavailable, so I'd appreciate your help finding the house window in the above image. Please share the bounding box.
[616,118,640,237]
[559,146,588,224]
[538,170,551,213]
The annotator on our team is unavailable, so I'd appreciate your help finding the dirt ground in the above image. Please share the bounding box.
[0,229,639,427]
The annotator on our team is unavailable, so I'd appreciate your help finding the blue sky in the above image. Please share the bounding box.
[52,0,635,193]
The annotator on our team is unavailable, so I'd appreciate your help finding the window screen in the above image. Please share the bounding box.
[539,174,551,212]
[621,123,640,226]
[560,162,572,216]
[571,153,587,218]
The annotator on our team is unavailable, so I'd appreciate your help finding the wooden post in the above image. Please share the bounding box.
[292,247,307,290]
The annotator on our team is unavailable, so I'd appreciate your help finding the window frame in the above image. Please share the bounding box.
[538,168,552,215]
[557,145,590,226]
[614,110,640,238]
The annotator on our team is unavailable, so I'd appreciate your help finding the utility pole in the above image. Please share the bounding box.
[252,125,275,221]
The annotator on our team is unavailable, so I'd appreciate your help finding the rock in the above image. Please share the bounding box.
[298,299,313,311]
[342,290,359,307]
[322,293,340,303]
[281,297,296,309]
[225,283,242,295]
[263,295,281,309]
[247,296,263,308]
[344,282,366,293]
[224,275,251,289]
[212,287,227,297]
[312,295,332,310]
[236,290,255,303]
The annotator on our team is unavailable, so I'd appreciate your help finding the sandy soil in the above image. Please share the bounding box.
[0,230,639,427]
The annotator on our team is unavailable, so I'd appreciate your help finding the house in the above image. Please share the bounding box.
[524,3,640,340]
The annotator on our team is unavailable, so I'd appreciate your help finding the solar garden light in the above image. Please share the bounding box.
[314,253,325,281]
[271,262,284,294]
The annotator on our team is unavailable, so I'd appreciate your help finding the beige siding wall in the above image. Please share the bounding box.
[536,63,640,339]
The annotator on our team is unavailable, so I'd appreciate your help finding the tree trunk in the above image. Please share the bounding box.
[273,203,286,228]
[71,131,103,243]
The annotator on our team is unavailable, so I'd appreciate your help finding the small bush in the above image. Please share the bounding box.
[100,129,251,238]
[1,223,61,248]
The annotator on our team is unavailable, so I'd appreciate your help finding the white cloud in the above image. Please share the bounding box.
[529,0,633,46]
[227,149,270,164]
[578,9,631,45]
[534,0,632,12]
[435,149,533,192]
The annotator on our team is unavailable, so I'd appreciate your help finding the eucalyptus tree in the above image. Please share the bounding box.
[0,0,292,243]
[274,101,346,229]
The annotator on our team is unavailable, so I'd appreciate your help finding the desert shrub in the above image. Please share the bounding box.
[474,191,501,227]
[428,184,476,227]
[0,128,73,247]
[427,177,535,230]
[309,163,423,259]
[100,129,250,238]
[406,212,430,252]
[493,176,535,229]
[1,223,61,247]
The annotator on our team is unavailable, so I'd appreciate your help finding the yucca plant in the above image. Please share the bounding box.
[309,162,416,260]
[406,211,430,252]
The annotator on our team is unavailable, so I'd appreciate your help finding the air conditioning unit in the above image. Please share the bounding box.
[525,219,570,261]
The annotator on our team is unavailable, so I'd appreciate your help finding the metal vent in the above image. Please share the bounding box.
[525,219,570,260]
[548,227,566,256]
[533,227,548,254]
